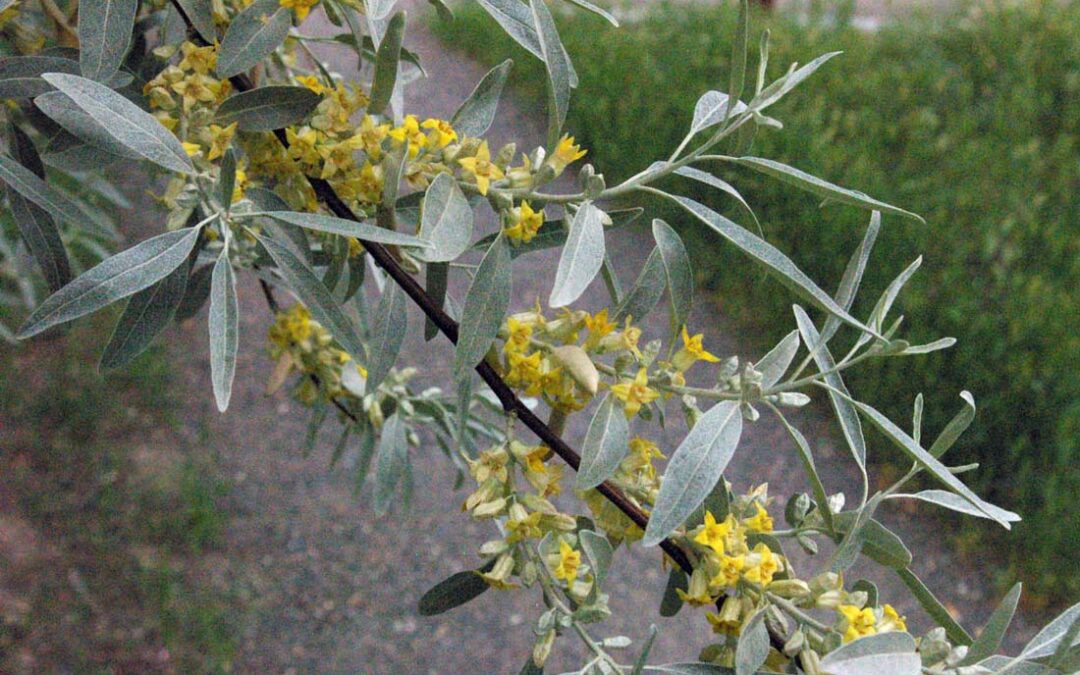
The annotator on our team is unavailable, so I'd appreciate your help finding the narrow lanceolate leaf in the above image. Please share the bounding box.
[821,632,916,663]
[630,625,660,675]
[256,233,366,362]
[424,261,448,341]
[216,0,291,79]
[817,653,922,675]
[454,235,512,380]
[40,73,194,174]
[749,51,842,113]
[898,568,973,645]
[670,165,761,231]
[929,390,976,458]
[417,173,473,263]
[366,282,408,393]
[735,157,924,223]
[101,262,188,369]
[417,563,496,616]
[726,0,749,122]
[892,490,1020,524]
[531,0,572,147]
[579,530,614,586]
[735,609,769,675]
[374,413,408,515]
[174,0,217,43]
[689,91,748,135]
[577,394,631,490]
[1021,602,1080,660]
[262,211,430,248]
[772,409,834,533]
[793,306,867,476]
[819,211,880,345]
[217,148,237,211]
[367,0,399,20]
[474,0,578,87]
[549,203,604,308]
[78,0,138,82]
[368,11,406,116]
[652,219,693,332]
[668,194,881,339]
[35,91,141,160]
[960,583,1023,665]
[755,330,800,388]
[0,152,86,225]
[215,86,322,131]
[843,393,1013,529]
[0,55,81,99]
[451,59,513,138]
[209,254,239,412]
[614,248,665,323]
[644,401,743,546]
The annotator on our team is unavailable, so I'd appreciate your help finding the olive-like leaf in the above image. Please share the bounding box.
[368,11,406,116]
[417,560,498,616]
[817,652,921,675]
[735,609,769,675]
[0,55,81,98]
[262,211,430,248]
[531,0,572,147]
[659,568,687,617]
[550,202,604,308]
[454,234,512,380]
[1020,601,1080,660]
[366,281,408,393]
[208,253,239,412]
[578,530,613,587]
[821,632,916,663]
[727,0,749,123]
[215,86,322,131]
[175,264,213,320]
[216,0,291,79]
[35,91,142,160]
[754,329,800,388]
[100,262,188,369]
[474,0,578,88]
[929,391,976,459]
[374,413,408,515]
[892,490,1020,524]
[450,59,513,138]
[644,401,743,546]
[613,248,665,323]
[749,51,841,113]
[689,91,748,136]
[417,172,473,263]
[652,218,693,332]
[897,568,973,645]
[40,73,194,174]
[819,211,880,345]
[960,583,1023,665]
[18,228,201,339]
[173,0,217,43]
[424,261,448,341]
[78,0,138,82]
[577,394,631,490]
[0,151,87,226]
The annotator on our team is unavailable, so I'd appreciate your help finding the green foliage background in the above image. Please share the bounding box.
[435,1,1079,605]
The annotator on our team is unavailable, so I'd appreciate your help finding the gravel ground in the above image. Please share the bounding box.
[144,2,1031,671]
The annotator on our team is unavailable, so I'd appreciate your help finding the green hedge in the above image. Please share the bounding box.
[435,2,1079,605]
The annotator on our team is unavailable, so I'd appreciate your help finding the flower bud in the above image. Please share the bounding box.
[799,648,822,675]
[783,629,806,657]
[472,497,507,519]
[768,579,811,600]
[494,142,516,168]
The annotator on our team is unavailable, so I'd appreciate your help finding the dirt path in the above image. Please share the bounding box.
[150,2,1029,671]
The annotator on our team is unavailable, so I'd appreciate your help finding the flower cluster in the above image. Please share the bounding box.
[267,303,367,406]
[581,436,664,542]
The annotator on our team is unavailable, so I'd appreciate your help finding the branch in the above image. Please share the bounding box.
[166,1,694,575]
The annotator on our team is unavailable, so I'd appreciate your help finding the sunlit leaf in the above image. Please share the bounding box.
[455,234,512,380]
[550,202,604,307]
[577,394,630,490]
[209,253,239,412]
[215,85,322,131]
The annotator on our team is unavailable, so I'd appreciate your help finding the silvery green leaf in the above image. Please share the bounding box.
[734,157,924,223]
[41,131,126,171]
[366,281,408,392]
[644,401,742,546]
[247,189,312,263]
[652,218,693,333]
[217,148,237,210]
[821,632,916,663]
[475,0,578,87]
[215,85,322,131]
[833,510,911,569]
[863,256,922,341]
[929,390,976,459]
[659,569,687,617]
[669,165,761,231]
[579,529,613,587]
[735,609,769,675]
[35,91,142,160]
[17,227,201,339]
[830,496,877,571]
[262,211,429,248]
[577,394,631,490]
[531,0,572,147]
[366,0,398,20]
[174,0,217,43]
[842,393,1013,529]
[771,409,834,532]
[374,413,408,515]
[819,211,880,345]
[563,0,619,26]
[550,202,604,308]
[208,254,238,412]
[978,656,1054,675]
[216,0,291,79]
[898,337,955,355]
[689,91,748,136]
[368,11,405,116]
[255,232,366,362]
[816,652,921,675]
[646,663,736,673]
[450,59,513,138]
[959,583,1023,665]
[454,234,512,380]
[78,0,138,82]
[175,264,213,320]
[613,248,665,323]
[793,305,867,478]
[416,172,473,263]
[0,151,87,226]
[755,330,799,388]
[667,194,880,339]
[897,568,973,645]
[100,262,188,369]
[0,55,81,98]
[630,625,659,675]
[1020,602,1080,660]
[749,51,841,113]
[727,0,749,123]
[417,563,495,616]
[424,261,448,341]
[40,73,194,174]
[893,489,1020,524]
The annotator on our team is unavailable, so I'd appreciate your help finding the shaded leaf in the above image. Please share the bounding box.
[833,511,911,569]
[174,0,217,43]
[613,247,665,323]
[960,583,1022,665]
[454,234,512,380]
[78,0,138,82]
[652,218,693,332]
[417,560,498,616]
[659,568,687,617]
[0,151,87,225]
[175,264,213,320]
[216,0,291,78]
[101,261,188,369]
[368,11,406,116]
[451,59,513,138]
[366,281,408,392]
[755,329,799,388]
[424,261,448,341]
[531,0,571,147]
[215,85,322,131]
[897,568,972,645]
[374,413,408,515]
[417,172,473,263]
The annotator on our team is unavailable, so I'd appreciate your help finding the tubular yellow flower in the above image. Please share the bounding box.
[457,140,504,195]
[388,114,428,158]
[838,604,878,642]
[553,540,581,581]
[742,542,782,586]
[505,350,545,396]
[743,503,774,533]
[206,122,237,161]
[712,553,745,588]
[178,42,217,75]
[295,74,326,95]
[672,325,722,371]
[610,368,660,418]
[546,134,587,177]
[583,309,616,350]
[878,604,908,633]
[504,201,544,243]
[503,317,533,354]
[280,0,319,22]
[693,510,731,555]
[676,567,714,606]
[421,118,458,149]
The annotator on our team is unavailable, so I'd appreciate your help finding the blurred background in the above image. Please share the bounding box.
[1,0,1076,671]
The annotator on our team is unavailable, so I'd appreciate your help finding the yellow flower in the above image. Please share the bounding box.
[743,503,774,533]
[388,114,428,158]
[583,309,616,350]
[553,540,581,581]
[295,74,327,95]
[479,552,519,590]
[506,153,533,188]
[742,542,782,586]
[178,42,218,75]
[504,317,533,354]
[672,325,722,371]
[318,134,363,179]
[706,596,744,636]
[838,604,878,642]
[286,127,322,169]
[505,351,545,396]
[676,567,714,606]
[714,554,746,588]
[231,164,248,203]
[182,141,202,157]
[610,368,660,418]
[506,504,543,543]
[546,134,587,177]
[458,140,505,195]
[878,604,907,633]
[280,0,319,21]
[504,201,544,243]
[206,122,237,161]
[469,446,509,484]
[421,118,458,149]
[693,510,731,555]
[357,115,390,160]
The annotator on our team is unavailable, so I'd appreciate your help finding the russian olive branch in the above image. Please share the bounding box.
[166,0,697,575]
